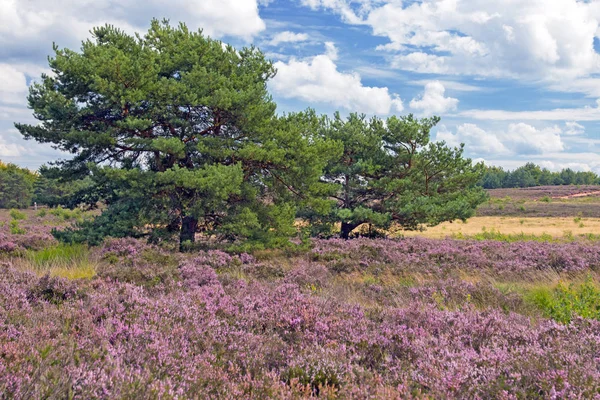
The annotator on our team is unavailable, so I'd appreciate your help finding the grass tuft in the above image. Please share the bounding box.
[23,243,97,279]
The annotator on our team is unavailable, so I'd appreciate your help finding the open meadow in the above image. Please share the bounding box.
[3,194,600,398]
[402,185,600,241]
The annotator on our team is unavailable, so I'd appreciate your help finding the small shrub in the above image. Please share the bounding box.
[27,274,80,305]
[9,209,27,220]
[36,209,47,218]
[49,206,83,222]
[563,230,574,241]
[179,259,220,288]
[9,220,26,235]
[283,364,342,396]
[540,196,552,203]
[97,248,180,289]
[527,277,600,323]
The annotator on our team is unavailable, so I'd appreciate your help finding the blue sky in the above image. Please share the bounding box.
[2,0,600,172]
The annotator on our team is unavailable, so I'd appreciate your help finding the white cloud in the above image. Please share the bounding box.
[0,0,265,64]
[299,0,367,24]
[564,121,585,135]
[271,43,404,114]
[410,79,482,92]
[0,128,63,165]
[409,81,459,116]
[269,31,309,46]
[0,64,28,105]
[538,160,593,172]
[436,122,564,156]
[436,124,509,156]
[306,0,600,82]
[392,52,449,74]
[0,133,25,157]
[502,123,564,154]
[460,99,600,121]
[324,41,338,60]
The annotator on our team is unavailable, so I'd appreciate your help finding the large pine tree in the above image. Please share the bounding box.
[16,20,339,248]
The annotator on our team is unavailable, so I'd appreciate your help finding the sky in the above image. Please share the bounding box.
[2,0,600,172]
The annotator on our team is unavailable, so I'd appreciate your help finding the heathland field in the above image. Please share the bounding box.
[401,185,600,240]
[3,190,600,398]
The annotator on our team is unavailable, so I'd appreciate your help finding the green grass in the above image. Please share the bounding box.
[524,277,600,323]
[451,229,557,243]
[25,243,97,279]
[450,228,600,243]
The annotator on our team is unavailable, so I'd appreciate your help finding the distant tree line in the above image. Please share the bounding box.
[0,162,93,209]
[0,162,37,209]
[480,163,600,189]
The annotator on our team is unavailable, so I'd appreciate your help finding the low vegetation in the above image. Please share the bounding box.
[2,209,600,397]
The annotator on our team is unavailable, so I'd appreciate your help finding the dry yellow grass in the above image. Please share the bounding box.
[397,216,600,239]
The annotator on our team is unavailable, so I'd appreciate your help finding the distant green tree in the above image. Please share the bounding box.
[0,162,37,209]
[33,167,97,209]
[481,166,507,189]
[506,164,537,188]
[560,168,577,185]
[15,20,339,249]
[538,168,554,185]
[307,113,487,239]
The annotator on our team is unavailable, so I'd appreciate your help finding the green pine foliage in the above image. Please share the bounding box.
[16,20,339,249]
[14,19,486,248]
[303,112,487,238]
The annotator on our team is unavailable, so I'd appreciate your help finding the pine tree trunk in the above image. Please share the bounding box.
[179,216,198,251]
[340,222,356,240]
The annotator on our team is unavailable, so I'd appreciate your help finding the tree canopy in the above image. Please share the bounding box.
[303,112,487,238]
[16,19,488,247]
[0,162,37,209]
[16,20,338,248]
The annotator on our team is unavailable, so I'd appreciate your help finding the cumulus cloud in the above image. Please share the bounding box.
[0,132,25,157]
[305,0,600,81]
[538,160,593,172]
[0,127,64,167]
[502,123,564,154]
[410,79,482,92]
[269,31,309,46]
[270,43,404,114]
[392,52,449,74]
[409,81,459,116]
[436,124,509,156]
[0,64,28,105]
[436,122,564,156]
[0,0,266,64]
